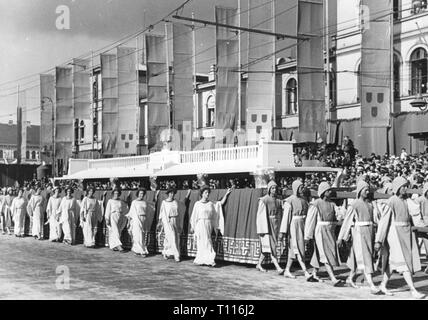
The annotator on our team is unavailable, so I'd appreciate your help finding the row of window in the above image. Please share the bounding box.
[0,150,38,160]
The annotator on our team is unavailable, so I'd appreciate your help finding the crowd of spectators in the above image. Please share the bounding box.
[2,137,428,195]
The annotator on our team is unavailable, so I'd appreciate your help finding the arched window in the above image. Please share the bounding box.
[357,64,361,102]
[394,54,401,99]
[285,78,298,115]
[31,151,36,159]
[410,47,428,95]
[206,95,215,127]
[26,150,30,159]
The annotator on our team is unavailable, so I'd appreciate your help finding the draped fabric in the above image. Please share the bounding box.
[172,23,194,150]
[215,6,239,144]
[117,47,138,155]
[40,74,55,165]
[246,0,274,143]
[297,0,325,135]
[360,0,392,128]
[101,53,118,155]
[145,34,169,151]
[55,67,74,176]
[18,90,27,163]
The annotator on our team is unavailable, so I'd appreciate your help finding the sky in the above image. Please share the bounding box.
[0,0,297,125]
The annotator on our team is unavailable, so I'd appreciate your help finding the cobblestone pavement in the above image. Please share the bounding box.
[0,234,428,300]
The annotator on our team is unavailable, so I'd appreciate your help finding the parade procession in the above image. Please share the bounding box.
[2,0,428,301]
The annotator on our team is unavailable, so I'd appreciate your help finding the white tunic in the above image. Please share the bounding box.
[105,199,128,249]
[59,197,78,244]
[190,200,222,266]
[46,196,63,241]
[159,200,182,259]
[127,199,153,255]
[27,194,45,238]
[80,197,103,247]
[11,197,27,236]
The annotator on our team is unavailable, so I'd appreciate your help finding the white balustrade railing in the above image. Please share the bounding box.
[88,155,150,169]
[179,145,259,164]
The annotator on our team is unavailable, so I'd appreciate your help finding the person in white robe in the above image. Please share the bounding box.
[190,186,232,267]
[80,187,103,248]
[127,188,155,256]
[1,188,14,235]
[105,188,129,252]
[27,186,46,240]
[11,189,27,237]
[375,176,425,299]
[158,188,184,262]
[59,187,79,245]
[46,187,63,242]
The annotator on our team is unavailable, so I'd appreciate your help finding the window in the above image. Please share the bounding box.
[121,134,126,140]
[285,78,298,115]
[31,151,36,159]
[125,142,130,149]
[26,151,30,159]
[394,54,401,99]
[206,95,215,127]
[129,134,133,140]
[410,48,428,95]
[79,120,85,141]
[13,150,18,159]
[0,150,3,159]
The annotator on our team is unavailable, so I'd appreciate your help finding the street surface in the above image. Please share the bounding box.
[0,234,427,300]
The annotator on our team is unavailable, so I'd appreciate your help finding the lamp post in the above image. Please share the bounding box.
[410,93,428,111]
[41,97,55,177]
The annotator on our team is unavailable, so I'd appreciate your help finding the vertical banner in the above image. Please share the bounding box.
[40,74,55,165]
[246,0,274,143]
[73,58,92,149]
[145,34,169,151]
[101,53,118,155]
[215,6,239,145]
[297,0,325,135]
[117,47,138,155]
[55,67,74,176]
[361,0,392,128]
[19,90,27,162]
[173,23,194,151]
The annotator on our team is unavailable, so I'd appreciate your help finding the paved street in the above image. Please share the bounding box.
[0,234,428,300]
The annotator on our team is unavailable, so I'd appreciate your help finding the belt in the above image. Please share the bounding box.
[292,215,306,220]
[393,222,410,227]
[317,221,337,226]
[355,221,373,226]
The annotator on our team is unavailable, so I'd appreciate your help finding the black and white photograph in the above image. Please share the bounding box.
[1,0,428,305]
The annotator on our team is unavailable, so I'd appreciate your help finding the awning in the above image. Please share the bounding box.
[408,131,428,140]
[61,166,153,180]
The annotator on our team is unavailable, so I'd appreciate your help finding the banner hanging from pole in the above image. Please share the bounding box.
[101,53,119,155]
[297,0,325,135]
[360,0,392,128]
[40,74,55,165]
[173,23,194,151]
[215,6,239,145]
[246,0,275,143]
[55,66,74,176]
[146,34,169,151]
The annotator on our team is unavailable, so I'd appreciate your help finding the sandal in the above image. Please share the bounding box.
[277,268,285,276]
[256,264,267,273]
[284,271,296,279]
